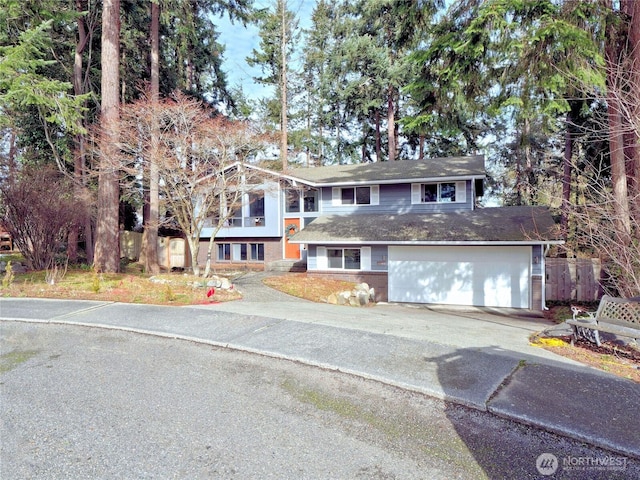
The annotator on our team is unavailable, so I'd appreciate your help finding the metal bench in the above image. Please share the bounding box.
[566,295,640,347]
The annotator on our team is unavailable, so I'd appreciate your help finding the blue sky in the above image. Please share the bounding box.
[216,0,315,101]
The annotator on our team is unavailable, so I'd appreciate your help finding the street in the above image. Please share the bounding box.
[1,321,637,479]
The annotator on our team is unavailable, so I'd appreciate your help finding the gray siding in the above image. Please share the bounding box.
[307,245,318,270]
[370,245,389,271]
[320,182,473,215]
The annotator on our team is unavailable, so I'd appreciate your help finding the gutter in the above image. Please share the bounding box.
[288,239,565,246]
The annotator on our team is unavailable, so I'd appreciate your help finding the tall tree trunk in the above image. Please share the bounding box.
[94,0,121,273]
[605,1,632,236]
[69,0,91,264]
[280,0,288,171]
[375,110,381,161]
[561,110,574,238]
[387,86,396,161]
[622,0,640,216]
[141,0,161,275]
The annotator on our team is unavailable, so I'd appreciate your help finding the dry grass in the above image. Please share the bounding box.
[0,264,241,305]
[0,264,353,306]
[263,273,358,303]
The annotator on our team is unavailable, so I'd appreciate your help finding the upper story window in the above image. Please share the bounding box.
[286,188,319,213]
[286,189,300,213]
[249,192,265,217]
[412,181,466,204]
[303,189,318,212]
[332,185,379,206]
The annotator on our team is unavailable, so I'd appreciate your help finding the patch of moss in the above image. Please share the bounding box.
[280,378,481,474]
[0,350,39,374]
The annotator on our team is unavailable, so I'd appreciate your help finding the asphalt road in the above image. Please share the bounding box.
[1,322,637,479]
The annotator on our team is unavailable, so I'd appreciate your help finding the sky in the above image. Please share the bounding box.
[215,0,316,101]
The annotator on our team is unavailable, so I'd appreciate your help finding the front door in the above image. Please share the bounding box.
[284,218,301,259]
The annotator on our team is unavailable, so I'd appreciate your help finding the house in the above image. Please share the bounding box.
[198,155,563,310]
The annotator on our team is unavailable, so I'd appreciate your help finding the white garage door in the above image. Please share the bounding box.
[388,246,531,308]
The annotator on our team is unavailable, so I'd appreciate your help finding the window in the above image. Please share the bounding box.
[217,242,264,262]
[227,204,242,226]
[249,192,265,217]
[250,243,264,261]
[412,181,466,204]
[248,191,265,226]
[327,248,361,270]
[285,189,300,213]
[327,249,343,269]
[439,183,456,202]
[220,193,242,227]
[332,186,379,206]
[344,249,361,269]
[217,243,231,261]
[422,183,456,202]
[340,187,370,205]
[303,189,318,212]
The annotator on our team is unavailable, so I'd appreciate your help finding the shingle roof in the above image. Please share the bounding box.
[284,155,485,186]
[290,206,563,244]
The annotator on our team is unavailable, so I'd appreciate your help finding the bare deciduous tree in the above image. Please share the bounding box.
[0,164,88,270]
[570,180,640,297]
[119,92,269,276]
[566,54,640,297]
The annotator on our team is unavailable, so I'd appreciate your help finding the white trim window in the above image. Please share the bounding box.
[286,188,319,213]
[316,246,371,271]
[217,242,265,262]
[332,185,379,206]
[411,181,467,204]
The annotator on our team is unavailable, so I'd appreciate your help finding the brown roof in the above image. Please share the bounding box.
[284,155,485,186]
[290,206,563,244]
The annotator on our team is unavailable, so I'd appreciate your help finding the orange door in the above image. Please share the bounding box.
[284,218,301,259]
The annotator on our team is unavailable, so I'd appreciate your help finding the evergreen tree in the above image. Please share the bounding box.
[247,0,299,169]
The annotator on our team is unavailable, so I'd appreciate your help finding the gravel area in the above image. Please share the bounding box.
[1,322,637,479]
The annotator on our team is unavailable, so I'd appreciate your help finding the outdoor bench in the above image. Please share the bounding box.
[566,295,640,347]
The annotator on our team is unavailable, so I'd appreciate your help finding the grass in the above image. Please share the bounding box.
[0,262,242,305]
[262,273,358,302]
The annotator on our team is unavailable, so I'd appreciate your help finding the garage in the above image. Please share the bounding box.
[388,245,531,308]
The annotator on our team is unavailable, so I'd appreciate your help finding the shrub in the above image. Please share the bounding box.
[0,164,88,270]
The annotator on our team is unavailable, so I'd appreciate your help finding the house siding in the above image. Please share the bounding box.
[319,182,473,215]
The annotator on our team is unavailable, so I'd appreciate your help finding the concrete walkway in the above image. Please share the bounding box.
[1,282,639,460]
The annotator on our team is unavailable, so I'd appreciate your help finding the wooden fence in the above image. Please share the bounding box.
[120,231,188,269]
[545,257,602,302]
